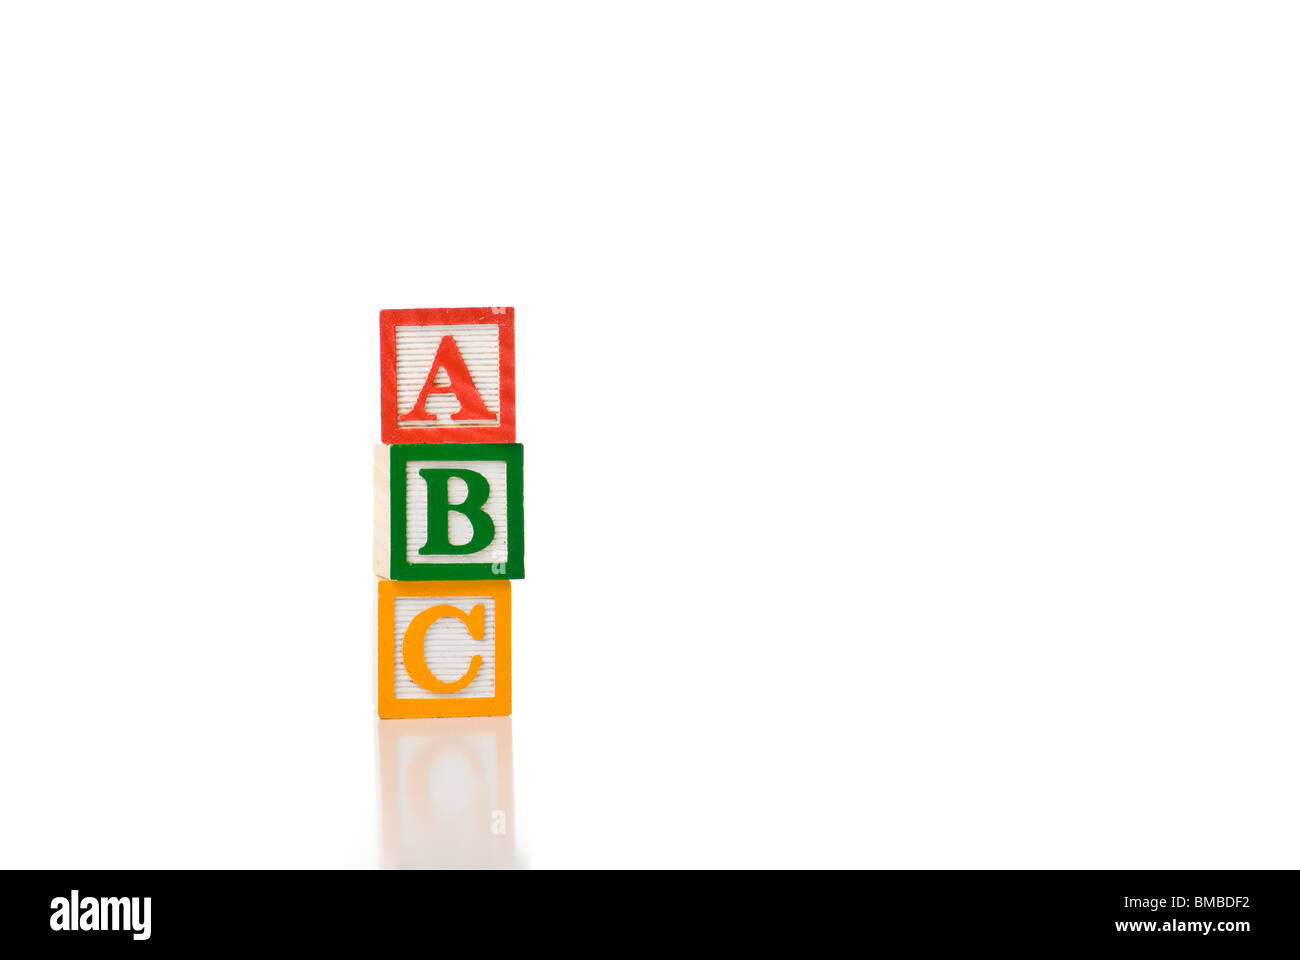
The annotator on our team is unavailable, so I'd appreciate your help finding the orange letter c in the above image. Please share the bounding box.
[401,603,485,694]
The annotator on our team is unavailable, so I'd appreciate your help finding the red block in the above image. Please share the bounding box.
[380,307,516,444]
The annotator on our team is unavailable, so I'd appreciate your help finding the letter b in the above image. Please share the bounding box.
[419,468,495,554]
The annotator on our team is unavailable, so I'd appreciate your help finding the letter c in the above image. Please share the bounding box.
[402,603,485,694]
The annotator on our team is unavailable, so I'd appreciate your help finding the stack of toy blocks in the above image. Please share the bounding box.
[375,307,523,718]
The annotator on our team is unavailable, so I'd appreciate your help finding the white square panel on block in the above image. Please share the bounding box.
[404,459,508,566]
[393,593,498,699]
[395,324,501,427]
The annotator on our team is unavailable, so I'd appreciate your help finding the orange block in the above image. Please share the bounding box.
[378,580,511,718]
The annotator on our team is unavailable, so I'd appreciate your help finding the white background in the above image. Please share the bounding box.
[1,2,1297,869]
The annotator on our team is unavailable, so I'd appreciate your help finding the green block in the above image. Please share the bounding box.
[376,443,524,580]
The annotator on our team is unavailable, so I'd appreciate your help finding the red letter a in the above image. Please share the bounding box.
[398,335,496,422]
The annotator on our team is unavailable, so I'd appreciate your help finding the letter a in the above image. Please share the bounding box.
[398,335,496,422]
[50,898,70,932]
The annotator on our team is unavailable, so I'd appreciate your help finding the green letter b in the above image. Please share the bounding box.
[418,468,496,554]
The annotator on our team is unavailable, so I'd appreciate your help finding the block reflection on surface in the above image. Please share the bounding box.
[378,717,516,869]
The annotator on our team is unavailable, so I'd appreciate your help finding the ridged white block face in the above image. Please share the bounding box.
[404,460,509,566]
[392,595,498,699]
[394,324,501,427]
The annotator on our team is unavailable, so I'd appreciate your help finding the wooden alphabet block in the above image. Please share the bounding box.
[380,307,515,444]
[374,442,524,580]
[378,580,512,719]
